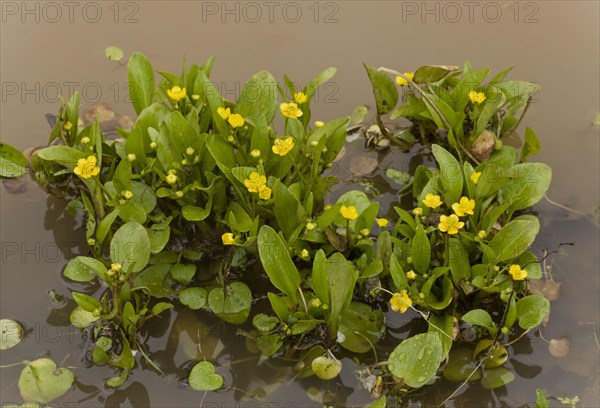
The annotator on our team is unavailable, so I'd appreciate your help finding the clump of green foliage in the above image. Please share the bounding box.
[0,54,554,404]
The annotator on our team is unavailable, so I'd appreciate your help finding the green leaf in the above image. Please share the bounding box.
[448,238,470,285]
[305,67,337,102]
[520,127,541,162]
[354,202,379,235]
[170,264,196,285]
[462,309,497,337]
[104,46,124,61]
[96,209,119,245]
[69,306,98,328]
[482,218,540,264]
[253,314,279,333]
[350,105,368,125]
[535,389,550,408]
[339,302,384,353]
[273,180,305,240]
[35,146,86,171]
[257,226,301,301]
[110,221,151,274]
[182,204,212,221]
[325,253,359,338]
[267,292,290,322]
[0,319,23,350]
[442,346,482,382]
[390,254,409,291]
[189,361,223,391]
[18,358,74,404]
[432,144,463,206]
[364,64,398,115]
[208,282,252,324]
[413,65,459,84]
[0,143,27,177]
[428,314,454,359]
[311,356,342,380]
[179,287,208,310]
[63,257,102,282]
[133,264,174,297]
[516,295,550,329]
[72,292,101,313]
[503,163,552,211]
[128,52,155,115]
[388,333,444,388]
[152,302,173,315]
[236,70,278,122]
[480,367,515,389]
[412,226,431,274]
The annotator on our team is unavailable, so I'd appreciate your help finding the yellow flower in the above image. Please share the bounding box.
[390,290,412,313]
[228,113,245,128]
[167,86,187,101]
[469,91,486,105]
[438,214,465,235]
[452,196,476,217]
[376,218,389,228]
[395,72,415,86]
[73,155,101,179]
[217,107,231,120]
[406,270,417,280]
[422,193,443,209]
[280,102,303,119]
[127,153,136,162]
[111,263,122,272]
[243,172,267,193]
[121,190,133,200]
[306,222,316,231]
[300,249,310,259]
[63,121,73,131]
[165,173,178,185]
[186,147,195,156]
[80,137,90,144]
[222,233,235,245]
[470,172,482,185]
[508,264,528,280]
[314,120,325,128]
[294,92,307,104]
[412,207,423,216]
[250,149,261,158]
[272,137,295,156]
[340,205,358,220]
[258,185,272,200]
[477,230,487,239]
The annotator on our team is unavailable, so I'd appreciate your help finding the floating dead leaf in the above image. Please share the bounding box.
[324,227,348,252]
[529,279,562,302]
[549,337,570,358]
[348,154,378,177]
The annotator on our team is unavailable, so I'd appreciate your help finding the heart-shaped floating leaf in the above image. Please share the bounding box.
[0,319,23,350]
[311,356,342,380]
[179,287,207,310]
[189,361,223,391]
[18,358,74,403]
[388,333,443,388]
[442,347,482,382]
[480,366,515,389]
[208,282,251,324]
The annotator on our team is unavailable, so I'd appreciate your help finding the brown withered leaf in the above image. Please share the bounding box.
[324,227,347,252]
[529,279,562,302]
[549,337,570,358]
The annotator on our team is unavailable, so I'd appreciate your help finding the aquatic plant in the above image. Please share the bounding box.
[0,54,554,405]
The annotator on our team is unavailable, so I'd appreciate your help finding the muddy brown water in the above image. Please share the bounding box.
[1,1,599,407]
